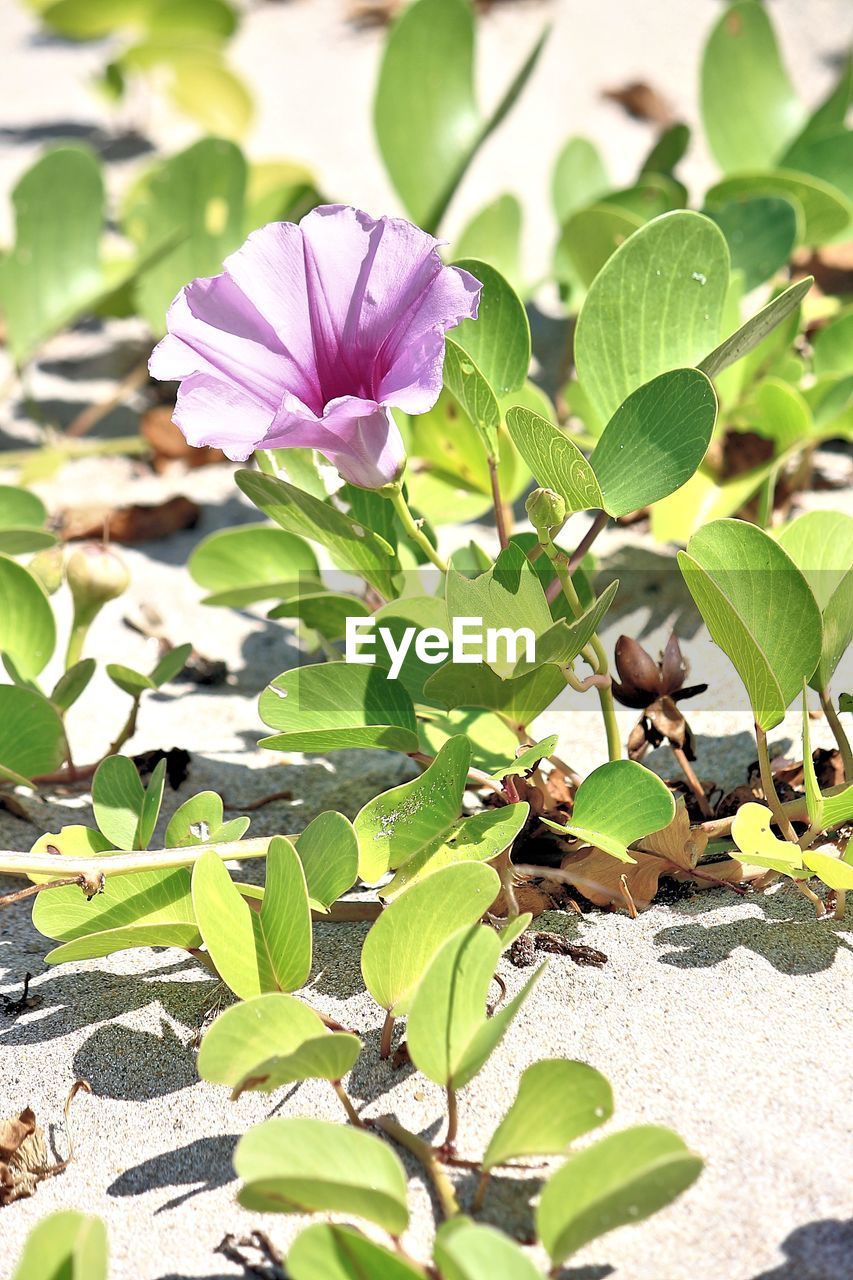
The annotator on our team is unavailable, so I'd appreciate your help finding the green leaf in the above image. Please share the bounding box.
[574,211,729,426]
[92,755,145,849]
[792,55,852,147]
[258,663,419,754]
[236,470,399,598]
[433,1219,541,1280]
[0,554,56,676]
[552,136,609,224]
[0,686,67,782]
[705,172,851,246]
[189,523,321,607]
[268,593,370,642]
[513,583,620,677]
[590,369,717,517]
[782,127,853,206]
[191,837,311,999]
[490,735,558,781]
[165,790,250,847]
[778,511,853,690]
[288,1225,423,1280]
[384,803,529,899]
[367,595,450,704]
[407,922,542,1089]
[813,311,853,379]
[443,338,502,459]
[731,802,803,874]
[296,811,358,911]
[0,147,106,363]
[483,1058,613,1171]
[451,259,530,396]
[505,406,602,513]
[124,137,246,335]
[11,1212,108,1280]
[197,993,360,1097]
[707,197,799,291]
[640,123,691,178]
[138,757,166,849]
[33,863,200,963]
[802,850,853,890]
[445,543,552,676]
[545,760,675,862]
[354,735,470,883]
[106,664,154,697]
[235,1118,409,1232]
[454,195,523,292]
[361,861,500,1015]
[50,659,96,712]
[165,53,253,140]
[418,707,520,774]
[554,204,643,292]
[678,519,823,729]
[0,486,54,555]
[149,642,192,688]
[700,2,803,174]
[800,689,853,833]
[374,0,547,232]
[537,1125,703,1264]
[423,662,565,727]
[698,278,812,380]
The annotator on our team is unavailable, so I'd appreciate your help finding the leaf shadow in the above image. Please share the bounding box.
[592,543,703,641]
[73,1017,199,1100]
[107,1133,239,1212]
[750,1217,853,1279]
[654,891,853,975]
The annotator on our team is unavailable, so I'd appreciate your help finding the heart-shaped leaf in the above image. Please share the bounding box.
[288,1225,423,1280]
[483,1058,614,1171]
[237,470,400,598]
[384,803,529,899]
[0,555,56,677]
[678,519,823,729]
[590,369,717,517]
[700,2,803,174]
[537,1125,702,1264]
[505,406,602,512]
[374,0,547,232]
[258,663,419,754]
[0,687,67,784]
[802,850,853,890]
[295,811,359,911]
[165,791,250,848]
[418,707,521,774]
[192,837,311,998]
[777,510,853,690]
[545,760,676,862]
[574,211,729,426]
[197,993,360,1097]
[423,662,565,727]
[12,1212,108,1280]
[235,1118,409,1233]
[361,861,500,1016]
[451,259,530,395]
[189,523,321,607]
[407,922,542,1089]
[434,1219,541,1280]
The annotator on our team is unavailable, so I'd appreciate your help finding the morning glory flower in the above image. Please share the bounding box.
[149,204,481,489]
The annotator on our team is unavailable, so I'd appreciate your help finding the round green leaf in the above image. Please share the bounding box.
[552,136,609,224]
[12,1211,108,1280]
[453,194,523,292]
[778,510,853,690]
[678,519,823,729]
[590,369,717,517]
[296,810,358,911]
[361,861,500,1016]
[483,1058,614,1171]
[505,406,602,513]
[574,211,729,426]
[288,1225,423,1280]
[706,171,851,246]
[0,554,56,676]
[235,1118,409,1233]
[0,686,67,782]
[451,258,530,396]
[554,204,643,291]
[707,197,799,291]
[537,1125,702,1265]
[434,1218,541,1280]
[258,662,419,755]
[547,760,675,862]
[198,993,360,1096]
[165,790,249,847]
[92,755,145,850]
[189,523,320,607]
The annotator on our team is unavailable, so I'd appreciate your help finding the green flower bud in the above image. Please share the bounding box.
[66,543,130,615]
[525,487,567,535]
[28,544,65,595]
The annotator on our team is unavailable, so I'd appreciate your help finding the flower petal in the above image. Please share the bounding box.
[172,371,273,461]
[264,394,406,490]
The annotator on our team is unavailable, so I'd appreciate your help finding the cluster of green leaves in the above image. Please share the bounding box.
[24,0,251,138]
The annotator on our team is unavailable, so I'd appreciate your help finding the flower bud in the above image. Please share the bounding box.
[28,544,65,595]
[66,544,130,620]
[526,487,567,535]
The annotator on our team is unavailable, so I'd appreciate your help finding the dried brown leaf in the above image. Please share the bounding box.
[60,496,200,544]
[140,406,225,472]
[602,80,672,124]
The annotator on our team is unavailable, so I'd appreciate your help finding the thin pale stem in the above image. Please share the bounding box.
[444,1087,459,1151]
[372,1116,459,1220]
[820,688,853,780]
[835,889,846,921]
[380,1009,395,1060]
[331,1081,364,1127]
[0,838,273,882]
[108,695,141,757]
[385,485,447,572]
[471,1169,491,1213]
[794,878,826,918]
[672,746,712,818]
[755,724,799,843]
[487,456,510,550]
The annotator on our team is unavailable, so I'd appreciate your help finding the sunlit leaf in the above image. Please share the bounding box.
[483,1058,613,1171]
[11,1211,108,1280]
[543,760,675,862]
[258,663,419,754]
[288,1224,423,1280]
[0,554,56,677]
[451,259,530,395]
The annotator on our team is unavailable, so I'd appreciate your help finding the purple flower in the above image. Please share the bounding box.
[149,204,481,489]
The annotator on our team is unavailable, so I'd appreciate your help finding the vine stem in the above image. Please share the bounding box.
[444,1087,459,1151]
[755,723,799,843]
[372,1116,460,1220]
[331,1081,364,1127]
[487,456,510,549]
[820,688,853,780]
[0,838,273,882]
[539,534,621,761]
[384,484,447,572]
[379,1010,396,1060]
